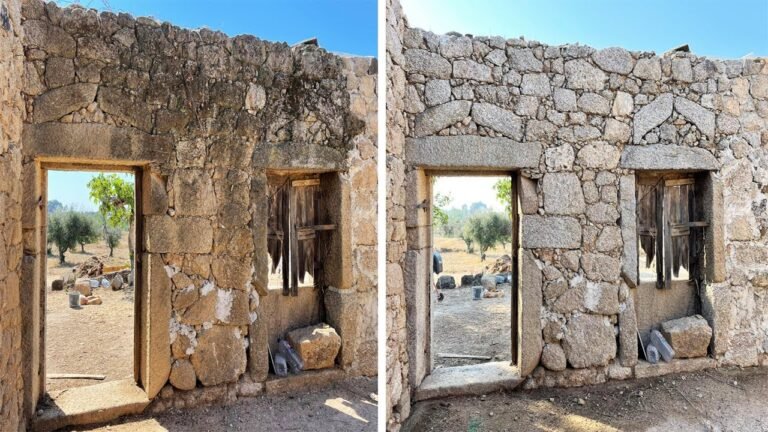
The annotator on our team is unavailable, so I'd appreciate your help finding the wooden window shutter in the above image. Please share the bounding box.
[637,176,708,289]
[267,176,336,296]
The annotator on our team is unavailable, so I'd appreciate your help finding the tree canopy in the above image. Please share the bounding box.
[48,212,99,263]
[465,212,511,259]
[493,178,513,216]
[87,173,135,229]
[432,192,452,228]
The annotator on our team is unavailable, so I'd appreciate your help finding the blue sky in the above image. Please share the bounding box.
[49,171,134,212]
[55,0,377,57]
[401,0,768,58]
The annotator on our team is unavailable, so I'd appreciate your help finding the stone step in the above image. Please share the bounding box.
[265,368,345,394]
[414,361,522,401]
[34,379,150,432]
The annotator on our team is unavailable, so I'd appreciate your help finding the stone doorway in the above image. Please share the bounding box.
[43,168,138,396]
[27,162,151,430]
[413,171,522,401]
[430,175,516,370]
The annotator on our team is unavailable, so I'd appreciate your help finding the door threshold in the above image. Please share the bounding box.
[34,379,149,432]
[415,361,522,401]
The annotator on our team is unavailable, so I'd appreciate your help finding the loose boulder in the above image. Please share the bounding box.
[286,323,342,370]
[660,315,712,359]
[436,275,456,290]
[481,273,496,290]
[111,274,124,290]
[73,279,92,296]
[51,278,64,291]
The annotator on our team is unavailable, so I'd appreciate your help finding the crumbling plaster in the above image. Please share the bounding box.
[11,0,377,422]
[386,0,768,430]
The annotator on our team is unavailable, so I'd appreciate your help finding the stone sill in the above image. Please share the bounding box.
[635,357,716,379]
[414,362,522,401]
[265,367,346,394]
[34,379,149,432]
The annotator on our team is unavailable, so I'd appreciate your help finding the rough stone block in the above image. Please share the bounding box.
[145,216,213,254]
[633,93,673,143]
[33,83,97,123]
[190,325,247,386]
[542,173,584,215]
[413,100,471,137]
[660,315,712,359]
[521,215,581,249]
[519,250,543,376]
[286,323,342,370]
[169,359,196,391]
[562,314,616,368]
[471,103,523,140]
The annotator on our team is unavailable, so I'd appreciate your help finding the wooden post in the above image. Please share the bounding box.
[281,184,290,297]
[663,186,672,290]
[655,184,665,289]
[510,174,519,365]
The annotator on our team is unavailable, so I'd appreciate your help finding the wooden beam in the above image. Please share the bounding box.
[665,178,695,186]
[292,179,320,187]
[47,373,105,380]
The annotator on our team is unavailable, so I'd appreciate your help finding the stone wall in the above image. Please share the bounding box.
[0,0,26,430]
[385,0,409,430]
[387,0,768,427]
[17,0,376,418]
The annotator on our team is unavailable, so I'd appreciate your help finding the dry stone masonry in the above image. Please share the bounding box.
[0,0,25,430]
[387,0,768,429]
[1,0,377,427]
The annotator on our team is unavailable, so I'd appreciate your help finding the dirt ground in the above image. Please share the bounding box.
[46,232,134,393]
[69,377,378,432]
[404,367,768,432]
[433,236,512,369]
[433,284,512,369]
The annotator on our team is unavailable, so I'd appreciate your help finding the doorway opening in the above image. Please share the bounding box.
[43,167,138,397]
[430,174,518,371]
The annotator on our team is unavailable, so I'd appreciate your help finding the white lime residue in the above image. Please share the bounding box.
[200,280,215,296]
[164,265,179,278]
[249,311,258,324]
[216,289,233,322]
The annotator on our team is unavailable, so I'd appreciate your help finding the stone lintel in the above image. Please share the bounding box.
[23,123,172,165]
[405,136,541,170]
[620,144,719,171]
[254,142,347,172]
